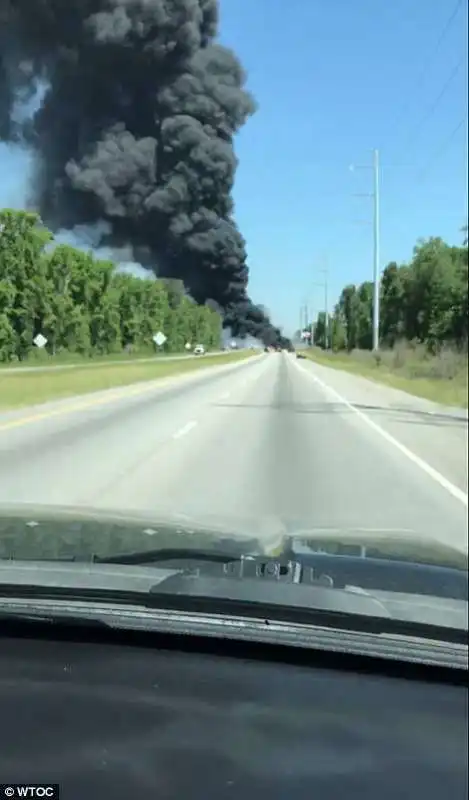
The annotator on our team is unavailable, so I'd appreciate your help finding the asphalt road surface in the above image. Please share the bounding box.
[0,352,467,553]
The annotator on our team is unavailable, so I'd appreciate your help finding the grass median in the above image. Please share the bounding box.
[300,345,468,408]
[0,350,255,411]
[0,349,228,372]
[0,348,172,370]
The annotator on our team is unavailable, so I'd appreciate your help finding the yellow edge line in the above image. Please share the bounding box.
[0,352,256,434]
[0,353,256,434]
[0,381,160,433]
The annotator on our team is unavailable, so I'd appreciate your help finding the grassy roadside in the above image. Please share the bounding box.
[0,351,255,411]
[0,348,207,371]
[300,346,468,408]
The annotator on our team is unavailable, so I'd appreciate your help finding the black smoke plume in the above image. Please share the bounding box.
[0,0,290,347]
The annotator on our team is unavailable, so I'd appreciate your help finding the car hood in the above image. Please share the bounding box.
[0,502,466,570]
[0,504,467,633]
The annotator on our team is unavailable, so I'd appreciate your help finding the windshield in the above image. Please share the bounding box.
[0,1,467,645]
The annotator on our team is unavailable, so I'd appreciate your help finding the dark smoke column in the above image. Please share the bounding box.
[0,0,290,346]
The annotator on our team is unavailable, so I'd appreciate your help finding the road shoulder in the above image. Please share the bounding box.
[294,356,468,497]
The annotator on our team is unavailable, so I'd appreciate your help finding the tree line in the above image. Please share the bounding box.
[311,231,468,353]
[0,209,222,363]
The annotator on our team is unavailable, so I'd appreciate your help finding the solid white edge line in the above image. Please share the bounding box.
[295,360,468,507]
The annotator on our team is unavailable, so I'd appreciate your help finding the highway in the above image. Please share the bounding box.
[0,352,467,553]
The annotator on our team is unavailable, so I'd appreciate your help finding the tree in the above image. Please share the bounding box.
[0,208,223,362]
[313,233,468,353]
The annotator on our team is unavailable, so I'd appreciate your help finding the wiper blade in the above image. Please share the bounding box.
[1,550,242,566]
[93,548,241,565]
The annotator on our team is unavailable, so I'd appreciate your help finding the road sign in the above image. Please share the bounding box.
[185,342,192,350]
[33,333,48,348]
[153,331,166,347]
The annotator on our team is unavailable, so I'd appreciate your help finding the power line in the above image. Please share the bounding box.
[399,58,464,155]
[416,116,466,183]
[392,0,464,139]
[390,2,467,224]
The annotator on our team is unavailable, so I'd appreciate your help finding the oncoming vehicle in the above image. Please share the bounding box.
[0,506,467,799]
[193,344,205,355]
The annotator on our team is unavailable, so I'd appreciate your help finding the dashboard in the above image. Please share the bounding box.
[0,624,467,799]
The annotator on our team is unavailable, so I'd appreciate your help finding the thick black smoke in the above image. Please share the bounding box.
[0,0,290,347]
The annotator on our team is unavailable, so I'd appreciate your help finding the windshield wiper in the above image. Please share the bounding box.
[0,550,241,566]
[93,548,242,565]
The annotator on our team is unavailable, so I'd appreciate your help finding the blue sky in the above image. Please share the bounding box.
[1,0,467,336]
[220,0,468,332]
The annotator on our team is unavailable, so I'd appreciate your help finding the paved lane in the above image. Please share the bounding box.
[0,352,466,552]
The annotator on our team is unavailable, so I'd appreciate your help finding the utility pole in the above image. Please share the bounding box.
[311,262,329,349]
[372,149,380,352]
[299,300,308,342]
[350,149,381,351]
[304,298,311,345]
[322,263,329,350]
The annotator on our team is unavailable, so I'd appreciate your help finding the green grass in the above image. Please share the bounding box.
[0,348,210,371]
[0,351,254,411]
[300,344,468,408]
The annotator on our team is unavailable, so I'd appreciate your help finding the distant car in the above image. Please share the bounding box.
[296,352,306,359]
[193,345,205,355]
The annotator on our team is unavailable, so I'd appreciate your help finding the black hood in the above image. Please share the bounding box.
[0,503,466,571]
[0,504,467,634]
